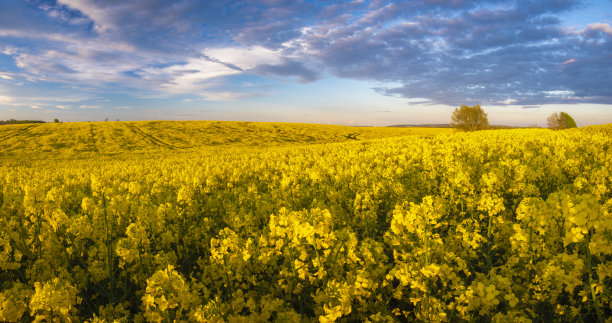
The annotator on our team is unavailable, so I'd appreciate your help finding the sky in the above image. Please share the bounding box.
[0,0,611,126]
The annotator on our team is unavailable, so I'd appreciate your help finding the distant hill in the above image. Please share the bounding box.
[388,124,515,129]
[388,124,452,128]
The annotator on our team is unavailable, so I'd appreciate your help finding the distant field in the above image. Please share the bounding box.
[0,121,452,159]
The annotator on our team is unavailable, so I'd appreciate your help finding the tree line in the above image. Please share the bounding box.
[450,105,578,131]
[0,119,46,125]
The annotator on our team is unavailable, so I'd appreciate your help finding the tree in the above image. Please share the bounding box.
[560,112,576,128]
[547,112,576,130]
[53,118,60,123]
[450,104,489,131]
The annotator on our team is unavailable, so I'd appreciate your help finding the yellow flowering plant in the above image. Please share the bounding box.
[0,122,609,322]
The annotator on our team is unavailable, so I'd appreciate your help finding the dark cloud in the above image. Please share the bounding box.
[254,60,319,83]
[48,0,330,52]
[516,0,582,15]
[294,0,611,105]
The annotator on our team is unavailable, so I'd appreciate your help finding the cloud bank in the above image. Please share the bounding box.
[0,0,611,107]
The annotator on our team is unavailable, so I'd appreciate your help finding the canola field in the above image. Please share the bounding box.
[0,121,610,322]
[0,121,448,160]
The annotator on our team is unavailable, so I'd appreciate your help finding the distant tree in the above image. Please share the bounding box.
[0,119,45,125]
[450,104,489,131]
[560,112,576,128]
[547,113,561,129]
[53,118,60,123]
[547,112,576,130]
[104,118,109,122]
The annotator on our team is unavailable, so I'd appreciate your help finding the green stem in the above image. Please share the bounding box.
[585,232,604,323]
[103,193,115,304]
[286,249,304,314]
[34,197,41,259]
[486,213,493,271]
[313,236,323,273]
[222,256,234,314]
[426,243,431,320]
[528,225,534,315]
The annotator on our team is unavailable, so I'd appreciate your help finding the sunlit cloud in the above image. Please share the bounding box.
[585,22,612,35]
[562,58,576,64]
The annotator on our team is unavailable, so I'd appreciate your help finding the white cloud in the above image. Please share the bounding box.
[56,0,114,33]
[79,105,101,109]
[10,43,144,88]
[405,97,432,103]
[501,98,518,104]
[6,43,286,99]
[142,59,240,94]
[544,90,575,96]
[55,105,70,109]
[140,46,285,95]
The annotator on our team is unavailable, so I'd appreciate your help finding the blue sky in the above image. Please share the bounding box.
[0,0,611,126]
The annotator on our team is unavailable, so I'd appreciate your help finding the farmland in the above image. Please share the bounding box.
[0,121,610,322]
[0,121,450,161]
